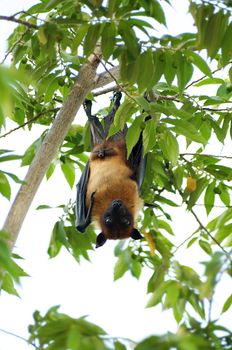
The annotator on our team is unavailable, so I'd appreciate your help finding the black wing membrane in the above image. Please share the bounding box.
[128,133,147,192]
[75,161,91,232]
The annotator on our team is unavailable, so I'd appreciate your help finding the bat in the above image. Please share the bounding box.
[75,92,146,248]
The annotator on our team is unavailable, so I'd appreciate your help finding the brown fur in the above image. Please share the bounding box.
[86,138,142,240]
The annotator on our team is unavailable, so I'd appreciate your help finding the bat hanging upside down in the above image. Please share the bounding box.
[75,92,146,248]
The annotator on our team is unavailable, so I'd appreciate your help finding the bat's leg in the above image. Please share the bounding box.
[83,99,92,119]
[112,91,122,112]
[104,92,123,135]
[83,99,105,146]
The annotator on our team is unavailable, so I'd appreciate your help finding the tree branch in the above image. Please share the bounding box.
[0,15,38,29]
[0,108,59,139]
[190,208,232,263]
[93,84,122,97]
[1,28,30,65]
[94,65,120,89]
[0,327,38,349]
[2,47,102,251]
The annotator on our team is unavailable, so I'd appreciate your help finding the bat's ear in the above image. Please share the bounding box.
[96,232,107,248]
[131,228,143,240]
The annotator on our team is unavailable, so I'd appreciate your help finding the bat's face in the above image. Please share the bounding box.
[103,199,133,239]
[96,199,143,247]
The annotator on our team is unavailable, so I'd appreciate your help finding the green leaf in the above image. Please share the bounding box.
[134,96,150,111]
[3,171,24,184]
[164,51,176,86]
[176,52,193,92]
[126,116,143,157]
[46,162,56,180]
[158,129,179,165]
[67,326,81,350]
[48,221,68,258]
[61,162,75,188]
[2,272,19,297]
[221,22,232,66]
[119,21,140,60]
[188,293,205,320]
[214,224,232,244]
[207,208,232,232]
[137,49,155,92]
[187,177,208,210]
[173,298,185,323]
[131,259,142,279]
[142,118,157,154]
[114,340,127,350]
[146,281,169,308]
[187,237,198,248]
[0,171,11,200]
[114,251,130,281]
[108,99,137,137]
[101,22,116,60]
[120,55,140,84]
[155,195,179,207]
[173,166,184,189]
[222,294,232,314]
[150,0,166,25]
[162,118,206,144]
[165,281,180,307]
[73,23,89,49]
[157,220,174,235]
[152,50,165,85]
[205,10,229,58]
[204,181,215,215]
[219,186,230,206]
[107,0,117,16]
[84,23,102,57]
[194,77,224,87]
[199,239,213,256]
[184,50,212,77]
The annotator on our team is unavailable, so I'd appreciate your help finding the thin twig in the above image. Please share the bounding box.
[173,230,198,254]
[95,55,139,104]
[102,335,137,346]
[202,107,232,112]
[1,28,30,65]
[12,11,46,23]
[190,208,232,262]
[185,64,232,91]
[0,108,59,139]
[0,328,38,349]
[180,152,232,160]
[0,15,38,29]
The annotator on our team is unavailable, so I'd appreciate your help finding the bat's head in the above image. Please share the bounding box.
[96,199,142,248]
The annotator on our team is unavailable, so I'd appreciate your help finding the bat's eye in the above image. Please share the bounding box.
[121,218,131,227]
[105,217,113,226]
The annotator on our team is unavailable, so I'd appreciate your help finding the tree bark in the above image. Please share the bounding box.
[3,51,119,251]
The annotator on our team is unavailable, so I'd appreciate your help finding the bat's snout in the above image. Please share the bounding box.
[112,199,122,209]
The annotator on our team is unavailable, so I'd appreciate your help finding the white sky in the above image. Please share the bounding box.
[0,1,231,349]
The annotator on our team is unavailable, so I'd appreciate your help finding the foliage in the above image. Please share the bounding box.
[0,230,27,296]
[28,306,232,350]
[0,0,232,348]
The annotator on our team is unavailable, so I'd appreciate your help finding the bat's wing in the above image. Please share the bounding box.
[128,133,147,192]
[84,100,105,146]
[75,161,94,232]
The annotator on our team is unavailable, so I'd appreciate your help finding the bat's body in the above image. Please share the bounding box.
[75,93,146,247]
